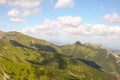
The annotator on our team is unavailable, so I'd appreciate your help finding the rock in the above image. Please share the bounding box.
[75,41,81,45]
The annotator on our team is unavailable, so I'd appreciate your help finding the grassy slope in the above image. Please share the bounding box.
[1,31,61,53]
[61,44,120,75]
[0,39,117,80]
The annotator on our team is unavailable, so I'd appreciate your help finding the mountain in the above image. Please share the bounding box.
[0,31,5,39]
[60,42,120,76]
[0,31,61,53]
[0,31,118,80]
[111,49,120,54]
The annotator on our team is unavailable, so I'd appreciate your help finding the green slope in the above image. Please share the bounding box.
[0,31,117,80]
[61,43,120,75]
[1,31,61,53]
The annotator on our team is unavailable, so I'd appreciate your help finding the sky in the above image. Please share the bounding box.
[0,0,120,49]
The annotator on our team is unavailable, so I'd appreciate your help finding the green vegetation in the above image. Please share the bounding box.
[61,43,120,75]
[0,31,118,80]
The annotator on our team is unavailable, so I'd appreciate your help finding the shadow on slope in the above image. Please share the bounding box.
[77,58,101,70]
[9,40,57,53]
[34,43,57,53]
[53,53,68,69]
[27,53,68,70]
[9,40,31,49]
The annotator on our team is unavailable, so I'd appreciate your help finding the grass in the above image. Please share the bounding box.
[0,31,118,80]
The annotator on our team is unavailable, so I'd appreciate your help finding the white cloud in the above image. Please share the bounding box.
[7,8,26,22]
[90,24,120,38]
[55,0,74,8]
[10,17,27,23]
[7,8,39,22]
[103,13,120,24]
[8,9,20,17]
[9,0,41,9]
[0,0,6,4]
[21,16,120,42]
[58,16,82,27]
[1,0,42,22]
[5,0,42,9]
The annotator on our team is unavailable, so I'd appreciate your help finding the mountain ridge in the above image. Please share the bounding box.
[61,42,120,75]
[0,31,119,80]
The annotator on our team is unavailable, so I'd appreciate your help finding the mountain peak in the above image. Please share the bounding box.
[74,41,82,45]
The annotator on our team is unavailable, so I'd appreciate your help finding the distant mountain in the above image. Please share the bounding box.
[111,49,120,54]
[60,42,120,75]
[0,31,118,80]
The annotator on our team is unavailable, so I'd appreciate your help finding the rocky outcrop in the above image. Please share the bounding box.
[75,41,81,45]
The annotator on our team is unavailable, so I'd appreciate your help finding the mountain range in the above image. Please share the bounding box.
[0,31,120,80]
[111,49,120,54]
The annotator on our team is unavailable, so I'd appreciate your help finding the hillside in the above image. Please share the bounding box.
[0,31,118,80]
[0,31,61,53]
[60,42,120,75]
[0,31,5,39]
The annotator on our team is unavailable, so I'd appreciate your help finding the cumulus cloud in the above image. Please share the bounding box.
[1,0,76,22]
[103,13,120,24]
[21,16,120,41]
[1,0,42,22]
[55,0,74,8]
[58,16,82,27]
[7,0,41,9]
[7,8,26,22]
[0,0,6,4]
[7,8,39,22]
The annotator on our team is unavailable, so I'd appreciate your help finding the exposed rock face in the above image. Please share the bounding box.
[75,41,81,45]
[30,39,36,49]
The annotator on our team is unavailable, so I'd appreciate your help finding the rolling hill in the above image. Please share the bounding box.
[0,31,118,80]
[60,42,120,75]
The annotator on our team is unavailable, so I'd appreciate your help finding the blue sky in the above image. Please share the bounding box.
[0,0,120,49]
